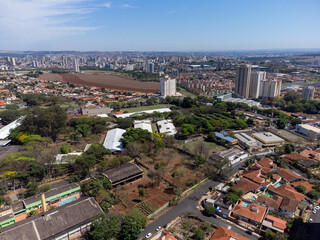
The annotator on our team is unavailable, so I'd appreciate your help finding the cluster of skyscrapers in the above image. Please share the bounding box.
[235,64,281,99]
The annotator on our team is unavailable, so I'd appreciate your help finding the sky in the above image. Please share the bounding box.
[0,0,319,51]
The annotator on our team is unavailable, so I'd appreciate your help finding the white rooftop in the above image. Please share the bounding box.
[0,118,23,140]
[157,119,177,136]
[252,132,285,144]
[134,120,153,133]
[234,132,259,147]
[103,128,126,152]
[114,108,171,118]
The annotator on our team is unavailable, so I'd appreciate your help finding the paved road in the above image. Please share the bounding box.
[139,161,259,240]
[308,207,320,240]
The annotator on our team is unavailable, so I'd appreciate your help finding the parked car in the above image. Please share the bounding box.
[316,206,320,210]
[313,210,317,214]
[156,226,162,232]
[146,233,152,239]
[309,219,313,223]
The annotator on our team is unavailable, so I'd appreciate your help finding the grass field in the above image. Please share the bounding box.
[178,88,197,98]
[122,104,171,113]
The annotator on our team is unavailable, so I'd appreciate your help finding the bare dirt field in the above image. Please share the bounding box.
[39,73,160,93]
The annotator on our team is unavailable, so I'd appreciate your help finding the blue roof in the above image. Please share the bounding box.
[214,132,236,142]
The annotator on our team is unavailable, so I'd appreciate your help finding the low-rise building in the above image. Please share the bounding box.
[0,197,103,240]
[134,120,153,133]
[205,191,233,219]
[252,132,285,147]
[157,119,177,136]
[262,215,287,233]
[81,105,112,117]
[296,124,320,140]
[103,128,126,153]
[214,147,248,165]
[214,132,238,145]
[232,201,267,227]
[101,163,143,187]
[234,132,259,150]
[210,226,249,240]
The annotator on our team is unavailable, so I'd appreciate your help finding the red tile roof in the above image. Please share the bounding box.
[291,181,315,194]
[210,226,250,240]
[233,202,267,223]
[277,168,302,182]
[268,184,306,202]
[235,177,261,194]
[265,215,287,230]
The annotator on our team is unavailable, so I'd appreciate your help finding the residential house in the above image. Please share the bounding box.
[279,197,299,218]
[232,201,267,227]
[234,177,261,194]
[262,215,287,233]
[205,191,233,219]
[256,195,283,211]
[210,226,249,240]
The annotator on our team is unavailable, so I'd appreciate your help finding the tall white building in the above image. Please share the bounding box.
[74,59,80,73]
[235,64,251,98]
[11,58,16,66]
[249,71,266,99]
[148,62,154,73]
[160,75,176,97]
[301,86,315,100]
[259,79,282,98]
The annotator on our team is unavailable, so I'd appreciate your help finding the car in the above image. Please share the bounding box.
[313,210,317,214]
[316,206,320,210]
[245,230,253,235]
[309,219,313,223]
[146,233,152,239]
[156,226,162,232]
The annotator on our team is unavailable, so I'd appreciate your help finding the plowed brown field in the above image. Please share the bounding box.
[40,73,160,93]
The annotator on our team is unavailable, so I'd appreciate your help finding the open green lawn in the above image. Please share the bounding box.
[122,104,171,113]
[178,88,197,99]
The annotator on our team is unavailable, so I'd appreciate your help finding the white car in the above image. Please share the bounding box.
[146,233,152,239]
[316,206,320,210]
[309,219,313,223]
[313,210,317,214]
[156,226,162,232]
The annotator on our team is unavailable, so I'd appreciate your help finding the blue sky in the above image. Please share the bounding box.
[0,0,319,51]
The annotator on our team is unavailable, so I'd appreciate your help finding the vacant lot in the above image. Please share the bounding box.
[275,129,310,146]
[170,215,217,240]
[112,176,175,217]
[40,73,160,93]
[181,138,226,155]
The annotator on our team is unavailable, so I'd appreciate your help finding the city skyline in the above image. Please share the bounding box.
[0,0,319,51]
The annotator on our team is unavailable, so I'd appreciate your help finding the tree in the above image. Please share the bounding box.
[0,196,5,206]
[225,192,239,204]
[116,118,133,129]
[206,132,217,143]
[181,124,194,136]
[5,104,19,110]
[308,190,320,200]
[121,128,151,147]
[89,214,121,240]
[0,109,20,125]
[204,205,216,216]
[294,185,306,194]
[120,215,143,240]
[76,123,92,137]
[195,154,206,167]
[60,144,72,154]
[284,143,296,154]
[276,118,286,129]
[265,229,276,240]
[138,187,146,198]
[81,179,103,198]
[233,119,248,129]
[192,228,205,240]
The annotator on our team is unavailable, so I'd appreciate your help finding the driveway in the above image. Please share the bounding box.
[139,161,259,240]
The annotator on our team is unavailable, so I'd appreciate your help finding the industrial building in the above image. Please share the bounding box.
[134,120,153,133]
[0,197,103,240]
[103,128,126,153]
[296,124,320,140]
[252,132,285,147]
[157,119,177,136]
[102,163,143,187]
[114,108,171,118]
[234,132,259,150]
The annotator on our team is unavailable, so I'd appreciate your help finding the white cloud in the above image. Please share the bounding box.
[121,4,138,9]
[103,2,112,8]
[0,0,97,43]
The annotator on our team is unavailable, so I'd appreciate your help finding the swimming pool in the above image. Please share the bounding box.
[250,196,257,201]
[274,183,282,188]
[242,202,250,207]
[58,197,77,206]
